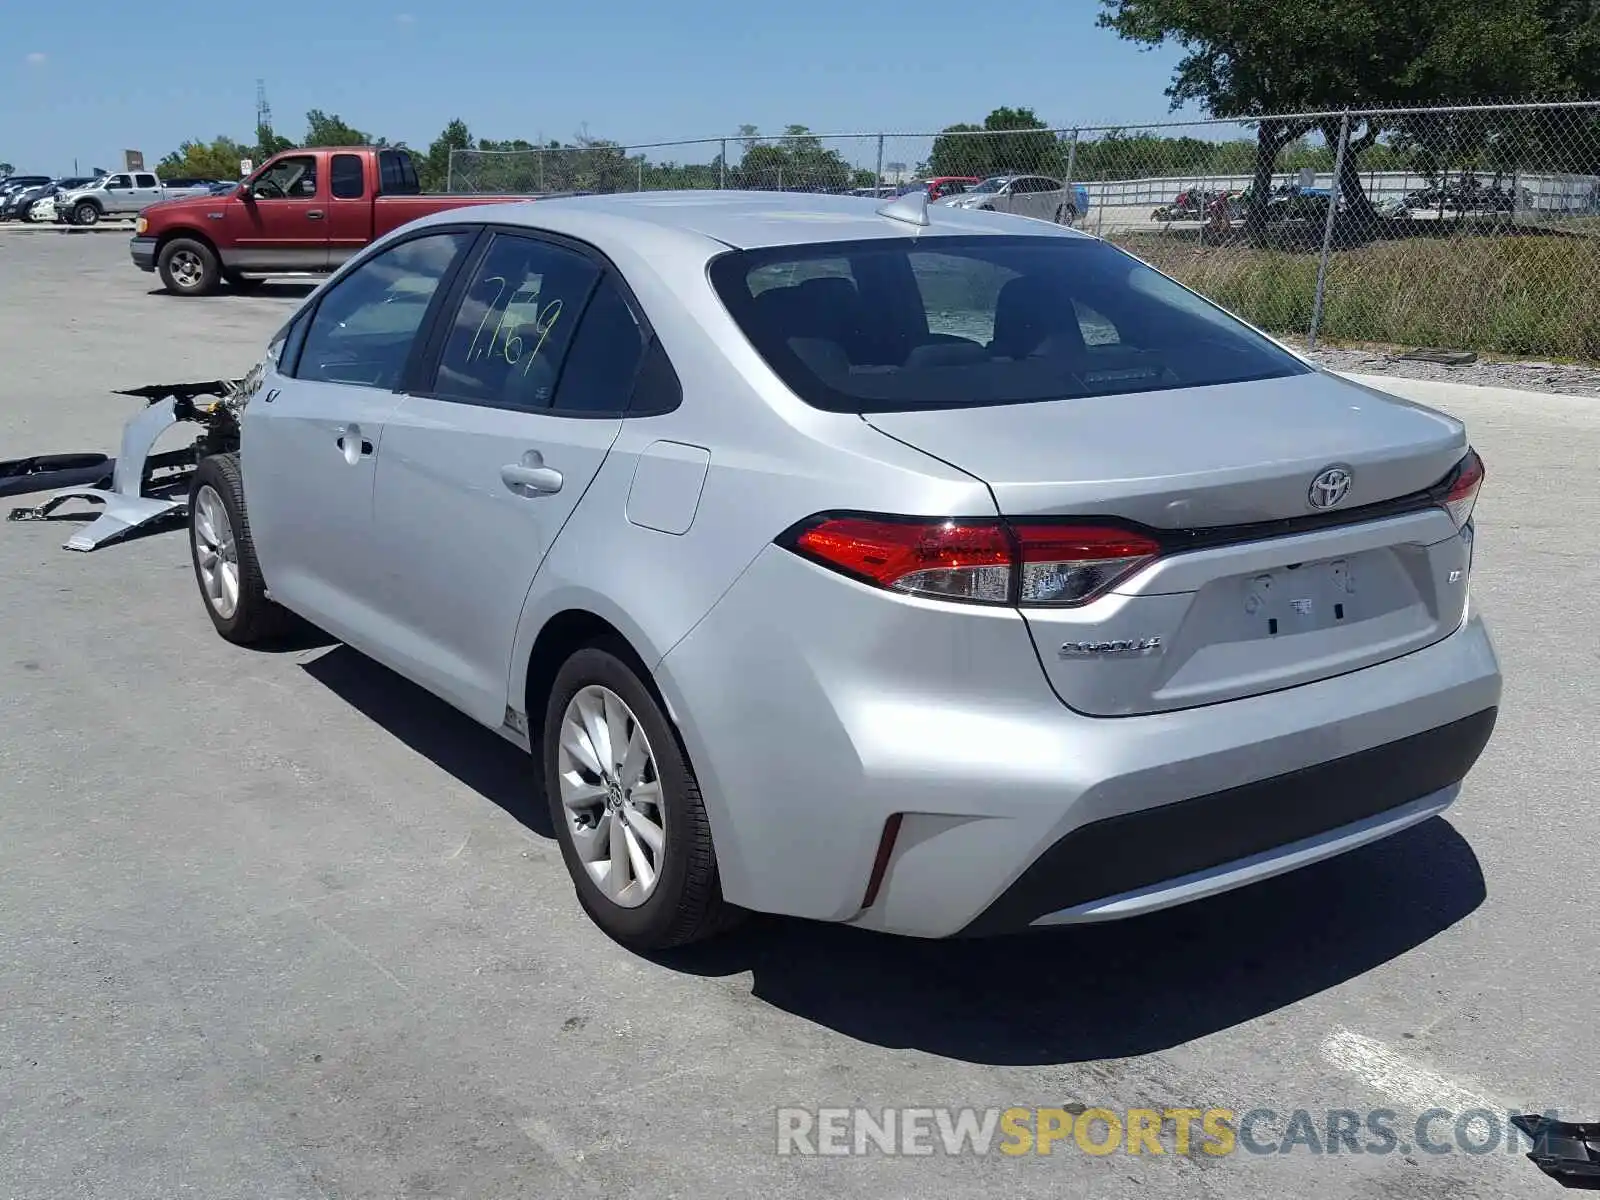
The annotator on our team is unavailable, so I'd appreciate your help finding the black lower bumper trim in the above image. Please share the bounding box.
[959,707,1498,937]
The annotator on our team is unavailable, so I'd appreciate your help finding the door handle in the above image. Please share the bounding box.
[501,460,563,495]
[306,210,325,220]
[336,425,374,462]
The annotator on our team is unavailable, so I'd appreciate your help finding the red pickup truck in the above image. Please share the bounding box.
[131,146,528,296]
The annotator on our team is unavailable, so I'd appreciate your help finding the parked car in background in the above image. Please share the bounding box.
[0,175,53,219]
[897,176,980,202]
[183,191,1498,951]
[2,176,95,222]
[131,145,542,295]
[54,172,217,226]
[941,174,1092,224]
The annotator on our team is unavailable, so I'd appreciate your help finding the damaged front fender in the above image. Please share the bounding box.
[7,377,243,551]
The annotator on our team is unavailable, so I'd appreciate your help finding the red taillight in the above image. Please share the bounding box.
[1443,449,1485,529]
[787,516,1160,606]
[793,517,1013,602]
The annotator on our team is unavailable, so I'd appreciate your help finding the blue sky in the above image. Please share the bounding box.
[5,0,1196,174]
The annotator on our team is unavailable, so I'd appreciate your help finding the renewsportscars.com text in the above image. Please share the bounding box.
[775,1106,1558,1157]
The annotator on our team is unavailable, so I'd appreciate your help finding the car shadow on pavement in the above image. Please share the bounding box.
[663,816,1486,1066]
[298,644,551,838]
[291,645,1485,1067]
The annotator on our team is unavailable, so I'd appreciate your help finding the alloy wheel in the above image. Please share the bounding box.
[192,484,240,618]
[557,684,666,908]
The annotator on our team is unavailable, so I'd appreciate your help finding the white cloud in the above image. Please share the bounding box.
[25,52,47,65]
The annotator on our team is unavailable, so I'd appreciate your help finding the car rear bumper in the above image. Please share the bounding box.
[130,236,157,271]
[959,706,1494,935]
[653,546,1502,938]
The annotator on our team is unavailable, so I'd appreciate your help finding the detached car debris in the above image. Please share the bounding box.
[7,376,248,551]
[1511,1113,1600,1186]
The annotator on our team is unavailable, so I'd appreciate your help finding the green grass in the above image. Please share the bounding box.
[1117,232,1600,362]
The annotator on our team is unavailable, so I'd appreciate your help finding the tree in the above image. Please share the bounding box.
[0,162,14,178]
[417,118,473,191]
[730,124,855,191]
[928,107,1064,180]
[303,110,373,147]
[927,123,986,177]
[157,136,256,180]
[255,124,295,163]
[1098,0,1562,234]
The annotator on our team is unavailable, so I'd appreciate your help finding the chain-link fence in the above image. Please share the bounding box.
[448,101,1600,361]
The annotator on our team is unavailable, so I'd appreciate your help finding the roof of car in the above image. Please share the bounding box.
[417,189,1091,252]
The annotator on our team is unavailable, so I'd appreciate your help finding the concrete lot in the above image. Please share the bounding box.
[1,233,1596,1200]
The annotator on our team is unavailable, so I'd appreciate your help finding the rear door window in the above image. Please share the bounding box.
[709,234,1310,413]
[428,233,599,411]
[331,154,365,199]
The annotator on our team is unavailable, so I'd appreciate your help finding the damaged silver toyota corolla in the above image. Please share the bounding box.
[178,191,1501,953]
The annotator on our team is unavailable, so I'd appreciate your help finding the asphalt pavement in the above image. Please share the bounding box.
[1,232,1596,1200]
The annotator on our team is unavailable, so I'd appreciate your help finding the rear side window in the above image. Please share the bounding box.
[135,173,158,188]
[708,235,1309,413]
[378,151,420,196]
[331,154,365,199]
[430,234,599,411]
[549,276,646,416]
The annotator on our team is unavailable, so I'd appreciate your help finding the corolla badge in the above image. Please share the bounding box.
[1307,465,1353,509]
[1059,637,1162,658]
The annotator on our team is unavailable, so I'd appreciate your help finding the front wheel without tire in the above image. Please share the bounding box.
[188,453,291,644]
[158,237,220,296]
[544,645,736,951]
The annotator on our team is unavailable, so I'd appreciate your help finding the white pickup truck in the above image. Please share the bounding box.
[53,172,215,226]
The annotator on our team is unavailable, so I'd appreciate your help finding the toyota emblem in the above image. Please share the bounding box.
[1308,466,1353,509]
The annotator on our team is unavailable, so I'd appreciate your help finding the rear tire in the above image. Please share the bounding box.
[187,453,291,645]
[542,643,737,952]
[159,237,221,296]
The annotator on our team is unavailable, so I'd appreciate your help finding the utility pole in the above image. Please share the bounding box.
[255,79,273,147]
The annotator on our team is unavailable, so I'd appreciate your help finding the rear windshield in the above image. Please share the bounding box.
[707,234,1310,414]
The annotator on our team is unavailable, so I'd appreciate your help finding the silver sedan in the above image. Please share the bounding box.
[185,189,1501,951]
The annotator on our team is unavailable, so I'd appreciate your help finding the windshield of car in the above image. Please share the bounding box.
[708,234,1310,414]
[967,177,1006,194]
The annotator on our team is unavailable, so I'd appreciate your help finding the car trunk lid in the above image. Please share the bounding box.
[864,372,1476,716]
